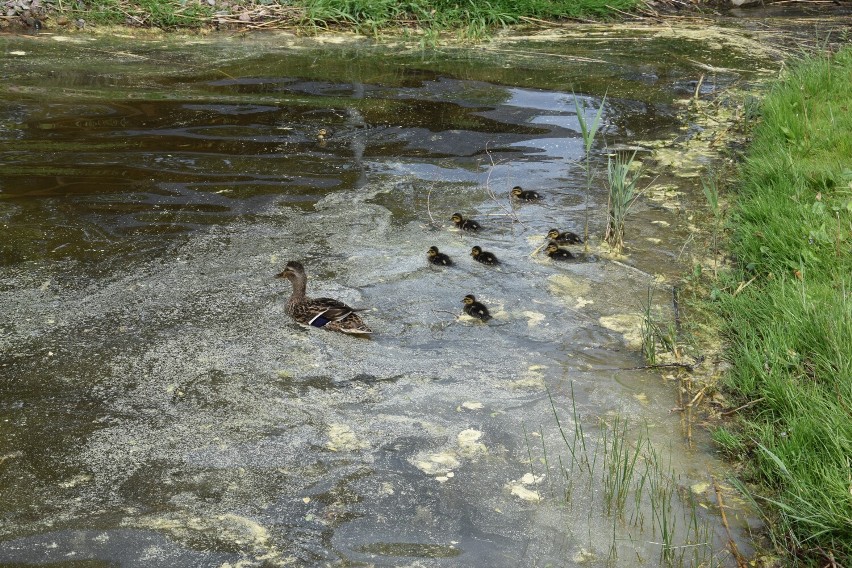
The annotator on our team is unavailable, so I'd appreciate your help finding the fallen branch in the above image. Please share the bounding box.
[720,397,765,416]
[712,477,748,568]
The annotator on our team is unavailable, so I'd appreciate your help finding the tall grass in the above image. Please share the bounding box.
[301,0,640,33]
[717,46,852,564]
[574,93,606,253]
[43,0,643,31]
[604,151,643,252]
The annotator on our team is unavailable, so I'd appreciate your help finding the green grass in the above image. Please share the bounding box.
[37,0,641,32]
[74,0,216,27]
[604,150,643,252]
[301,0,638,31]
[716,46,852,565]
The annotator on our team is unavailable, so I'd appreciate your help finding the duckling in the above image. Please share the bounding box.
[462,294,492,321]
[511,186,542,201]
[316,128,332,147]
[547,228,583,245]
[427,246,453,266]
[470,245,499,265]
[276,261,372,335]
[316,127,332,141]
[546,242,575,261]
[451,213,482,232]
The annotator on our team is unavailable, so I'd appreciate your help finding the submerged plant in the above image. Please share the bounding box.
[604,150,643,253]
[702,172,724,277]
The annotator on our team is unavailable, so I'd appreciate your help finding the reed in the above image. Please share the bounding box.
[573,93,607,253]
[604,150,642,253]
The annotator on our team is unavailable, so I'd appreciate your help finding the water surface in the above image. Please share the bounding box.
[2,14,847,566]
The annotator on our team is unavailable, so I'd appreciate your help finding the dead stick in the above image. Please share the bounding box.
[720,397,765,416]
[426,185,436,226]
[529,238,548,257]
[712,477,748,568]
[693,74,705,100]
[732,276,756,297]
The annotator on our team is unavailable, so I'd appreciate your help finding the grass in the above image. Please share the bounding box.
[604,150,643,252]
[16,0,643,33]
[542,388,721,567]
[574,93,606,253]
[714,46,852,565]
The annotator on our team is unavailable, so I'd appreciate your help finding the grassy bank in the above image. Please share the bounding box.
[713,47,852,565]
[4,0,642,35]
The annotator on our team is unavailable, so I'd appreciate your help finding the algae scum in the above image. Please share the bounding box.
[0,16,827,567]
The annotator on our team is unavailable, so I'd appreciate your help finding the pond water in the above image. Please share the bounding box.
[0,12,848,567]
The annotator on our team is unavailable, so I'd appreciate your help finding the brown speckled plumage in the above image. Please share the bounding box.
[547,228,583,245]
[276,261,372,335]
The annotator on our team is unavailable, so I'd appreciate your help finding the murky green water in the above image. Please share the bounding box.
[1,12,848,567]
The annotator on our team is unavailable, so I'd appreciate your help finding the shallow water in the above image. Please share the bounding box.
[1,13,849,567]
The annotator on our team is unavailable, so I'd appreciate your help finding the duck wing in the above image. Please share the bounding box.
[311,298,364,321]
[309,297,372,334]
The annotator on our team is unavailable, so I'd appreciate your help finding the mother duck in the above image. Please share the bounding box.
[276,261,373,335]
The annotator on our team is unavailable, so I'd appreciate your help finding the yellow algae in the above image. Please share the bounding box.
[127,512,279,561]
[522,310,546,327]
[415,452,460,475]
[520,473,545,485]
[507,483,542,502]
[58,474,92,489]
[547,274,591,301]
[326,423,367,452]
[508,366,545,390]
[457,429,487,458]
[572,548,597,563]
[599,314,644,348]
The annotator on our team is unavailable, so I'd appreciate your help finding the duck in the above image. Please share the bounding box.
[547,228,583,245]
[511,186,542,201]
[427,246,453,266]
[451,213,481,232]
[470,245,499,265]
[462,294,492,321]
[546,242,575,261]
[275,261,372,335]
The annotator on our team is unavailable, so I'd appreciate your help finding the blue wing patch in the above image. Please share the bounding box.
[309,314,331,328]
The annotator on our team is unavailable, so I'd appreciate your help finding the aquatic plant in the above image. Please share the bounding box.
[573,93,606,253]
[604,150,642,253]
[701,172,723,277]
[539,394,721,567]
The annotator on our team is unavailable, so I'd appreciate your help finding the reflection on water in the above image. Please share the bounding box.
[1,18,830,565]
